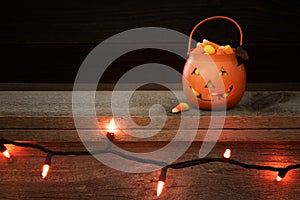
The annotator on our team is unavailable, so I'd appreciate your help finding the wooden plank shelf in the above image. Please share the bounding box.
[0,90,299,199]
[0,142,299,200]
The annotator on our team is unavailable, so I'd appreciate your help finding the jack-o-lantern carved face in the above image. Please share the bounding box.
[182,49,246,110]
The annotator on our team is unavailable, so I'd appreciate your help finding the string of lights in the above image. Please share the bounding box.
[157,148,300,196]
[1,138,299,197]
[0,138,166,179]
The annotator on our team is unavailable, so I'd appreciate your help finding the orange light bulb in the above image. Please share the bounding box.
[1,144,11,159]
[2,149,10,159]
[276,175,282,182]
[42,164,50,179]
[42,153,52,179]
[223,149,232,159]
[276,170,288,182]
[157,181,165,197]
[107,118,117,133]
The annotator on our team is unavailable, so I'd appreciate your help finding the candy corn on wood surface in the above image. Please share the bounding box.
[0,90,299,199]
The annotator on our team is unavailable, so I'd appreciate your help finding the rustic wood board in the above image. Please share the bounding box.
[0,90,299,199]
[0,142,299,200]
[0,91,299,117]
[0,90,299,143]
[0,129,299,142]
[0,90,299,142]
[0,116,299,129]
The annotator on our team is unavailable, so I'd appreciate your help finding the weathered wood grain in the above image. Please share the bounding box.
[0,142,299,200]
[0,116,299,130]
[1,129,299,142]
[0,90,299,199]
[0,91,299,143]
[0,91,299,117]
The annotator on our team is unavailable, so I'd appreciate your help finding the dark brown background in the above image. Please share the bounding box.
[1,0,299,85]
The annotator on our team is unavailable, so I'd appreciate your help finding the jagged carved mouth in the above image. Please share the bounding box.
[190,85,233,101]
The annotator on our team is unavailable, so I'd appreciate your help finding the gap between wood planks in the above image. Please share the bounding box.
[0,90,299,142]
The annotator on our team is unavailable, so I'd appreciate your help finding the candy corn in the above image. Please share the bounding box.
[215,46,225,55]
[196,42,202,47]
[204,44,215,55]
[194,39,234,55]
[202,39,220,50]
[224,45,234,54]
[171,102,190,113]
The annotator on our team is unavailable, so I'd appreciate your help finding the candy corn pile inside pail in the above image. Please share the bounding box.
[196,39,235,55]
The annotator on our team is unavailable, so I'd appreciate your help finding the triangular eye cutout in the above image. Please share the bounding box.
[205,80,215,88]
[191,68,200,76]
[219,67,228,76]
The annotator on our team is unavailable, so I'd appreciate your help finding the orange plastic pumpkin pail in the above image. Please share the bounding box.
[182,16,246,110]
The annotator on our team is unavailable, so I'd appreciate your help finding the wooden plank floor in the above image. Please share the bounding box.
[0,90,299,200]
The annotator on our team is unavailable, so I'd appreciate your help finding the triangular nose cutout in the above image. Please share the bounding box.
[205,80,215,88]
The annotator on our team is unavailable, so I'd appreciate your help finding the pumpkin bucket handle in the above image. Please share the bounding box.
[187,16,243,56]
